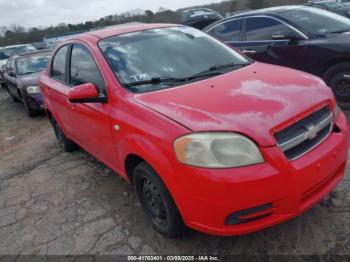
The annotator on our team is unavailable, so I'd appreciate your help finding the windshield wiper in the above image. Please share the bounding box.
[20,71,37,75]
[125,63,250,88]
[329,29,350,34]
[186,63,249,81]
[124,77,186,87]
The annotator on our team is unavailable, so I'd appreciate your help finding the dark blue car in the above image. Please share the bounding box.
[3,50,50,117]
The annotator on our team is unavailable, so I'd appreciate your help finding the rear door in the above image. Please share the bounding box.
[6,58,20,99]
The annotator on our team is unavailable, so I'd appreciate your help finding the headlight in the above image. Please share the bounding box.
[174,133,264,168]
[334,104,342,120]
[26,86,40,94]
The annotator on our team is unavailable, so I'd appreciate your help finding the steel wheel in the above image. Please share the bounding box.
[142,176,168,228]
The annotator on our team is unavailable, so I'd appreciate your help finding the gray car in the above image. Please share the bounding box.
[306,1,350,17]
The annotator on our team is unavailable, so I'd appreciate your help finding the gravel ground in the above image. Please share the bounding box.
[0,87,350,256]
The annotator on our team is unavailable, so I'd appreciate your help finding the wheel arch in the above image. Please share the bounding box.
[320,58,350,82]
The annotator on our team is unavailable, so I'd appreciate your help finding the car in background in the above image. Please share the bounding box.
[306,1,350,17]
[181,8,223,30]
[3,50,50,116]
[204,6,350,106]
[0,44,37,87]
[40,24,348,237]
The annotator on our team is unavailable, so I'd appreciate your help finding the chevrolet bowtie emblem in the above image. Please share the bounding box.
[303,123,321,141]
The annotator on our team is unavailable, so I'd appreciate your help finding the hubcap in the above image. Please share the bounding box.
[333,74,350,98]
[142,177,167,227]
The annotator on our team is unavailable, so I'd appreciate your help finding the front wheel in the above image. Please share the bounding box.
[133,162,186,238]
[51,118,78,152]
[23,99,38,117]
[324,62,350,103]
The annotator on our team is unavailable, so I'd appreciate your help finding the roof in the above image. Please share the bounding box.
[203,5,307,31]
[0,44,34,50]
[13,50,51,60]
[72,23,178,40]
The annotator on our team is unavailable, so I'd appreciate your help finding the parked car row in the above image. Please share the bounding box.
[1,5,349,238]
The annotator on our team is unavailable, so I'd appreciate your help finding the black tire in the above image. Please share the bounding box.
[323,62,350,102]
[10,93,20,103]
[51,118,78,152]
[133,162,186,238]
[23,99,38,117]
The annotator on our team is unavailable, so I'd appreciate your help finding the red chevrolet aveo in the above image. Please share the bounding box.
[40,24,348,237]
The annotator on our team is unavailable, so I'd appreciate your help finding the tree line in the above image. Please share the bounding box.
[0,0,307,47]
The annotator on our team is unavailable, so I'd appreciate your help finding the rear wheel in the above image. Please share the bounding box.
[324,62,350,103]
[51,118,78,152]
[133,162,186,238]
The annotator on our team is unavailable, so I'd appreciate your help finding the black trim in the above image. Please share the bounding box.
[69,94,107,104]
[225,203,273,225]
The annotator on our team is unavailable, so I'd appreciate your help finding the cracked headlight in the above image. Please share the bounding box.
[26,86,40,94]
[174,133,264,168]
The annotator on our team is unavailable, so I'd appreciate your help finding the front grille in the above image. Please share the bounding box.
[275,106,333,160]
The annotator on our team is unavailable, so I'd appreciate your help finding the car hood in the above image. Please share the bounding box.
[18,72,41,86]
[134,62,334,147]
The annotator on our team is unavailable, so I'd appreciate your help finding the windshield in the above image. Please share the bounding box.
[99,26,250,93]
[0,45,37,60]
[323,2,343,9]
[280,7,350,35]
[16,53,49,75]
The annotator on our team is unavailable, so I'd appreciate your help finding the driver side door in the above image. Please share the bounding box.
[241,16,307,69]
[66,43,118,168]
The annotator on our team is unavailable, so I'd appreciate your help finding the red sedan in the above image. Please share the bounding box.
[40,23,349,237]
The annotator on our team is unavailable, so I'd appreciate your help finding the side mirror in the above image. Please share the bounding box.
[68,83,107,104]
[272,32,302,41]
[8,71,16,77]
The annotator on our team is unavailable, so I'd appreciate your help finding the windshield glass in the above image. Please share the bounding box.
[0,45,37,60]
[280,7,350,35]
[16,53,49,75]
[323,2,343,9]
[99,26,250,93]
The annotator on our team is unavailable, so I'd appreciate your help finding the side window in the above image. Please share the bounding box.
[6,59,12,71]
[70,44,105,92]
[209,20,241,42]
[245,17,298,41]
[51,45,69,82]
[10,59,16,72]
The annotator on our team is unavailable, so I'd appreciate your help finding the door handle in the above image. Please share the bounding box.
[242,49,257,55]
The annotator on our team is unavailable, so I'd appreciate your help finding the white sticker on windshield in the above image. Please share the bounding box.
[129,73,152,82]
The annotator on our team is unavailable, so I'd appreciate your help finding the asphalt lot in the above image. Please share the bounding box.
[0,87,350,256]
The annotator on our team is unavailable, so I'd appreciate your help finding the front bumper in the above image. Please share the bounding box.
[169,113,348,236]
[24,93,44,111]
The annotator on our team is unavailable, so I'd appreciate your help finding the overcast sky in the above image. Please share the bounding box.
[0,0,224,28]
